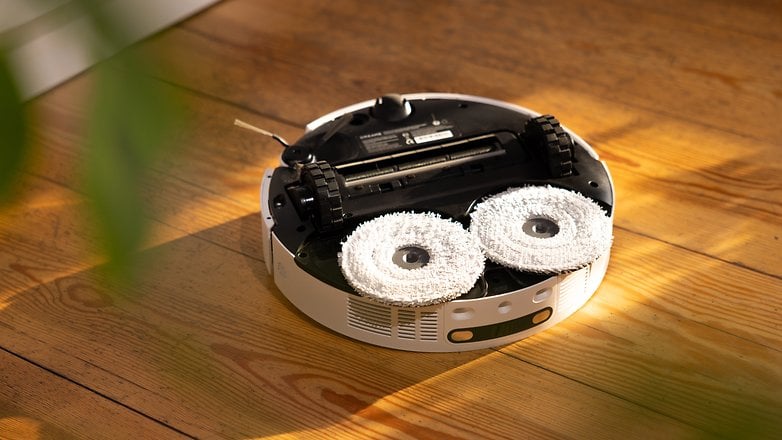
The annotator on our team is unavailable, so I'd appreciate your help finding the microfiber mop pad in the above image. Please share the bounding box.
[470,186,612,274]
[340,212,485,307]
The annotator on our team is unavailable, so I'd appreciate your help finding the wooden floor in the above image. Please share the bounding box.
[2,0,781,438]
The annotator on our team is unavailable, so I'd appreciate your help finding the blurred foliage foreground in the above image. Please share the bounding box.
[0,0,184,283]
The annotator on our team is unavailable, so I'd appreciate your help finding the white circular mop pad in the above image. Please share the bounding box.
[339,212,485,307]
[470,186,612,274]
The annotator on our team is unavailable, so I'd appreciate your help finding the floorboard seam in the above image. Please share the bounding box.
[22,158,776,283]
[176,16,776,147]
[624,296,782,355]
[0,344,198,439]
[24,169,265,264]
[614,224,781,281]
[493,348,713,436]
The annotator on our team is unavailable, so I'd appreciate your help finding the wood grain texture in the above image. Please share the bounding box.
[1,0,781,438]
[132,0,782,276]
[0,348,184,440]
[0,203,705,439]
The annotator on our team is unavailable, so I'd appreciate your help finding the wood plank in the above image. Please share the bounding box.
[33,34,782,277]
[0,173,216,297]
[21,74,282,267]
[0,347,185,439]
[501,228,782,436]
[2,143,778,436]
[122,1,782,275]
[0,124,706,437]
[22,65,781,339]
[172,0,782,141]
[613,0,782,41]
[2,0,780,438]
[0,204,706,439]
[3,185,777,437]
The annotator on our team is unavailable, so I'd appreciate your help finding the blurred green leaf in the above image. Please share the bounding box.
[75,0,131,53]
[0,48,28,203]
[85,56,182,280]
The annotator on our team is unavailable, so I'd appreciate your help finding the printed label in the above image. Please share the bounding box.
[360,114,460,154]
[413,130,453,144]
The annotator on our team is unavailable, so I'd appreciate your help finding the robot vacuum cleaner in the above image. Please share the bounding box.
[258,93,614,351]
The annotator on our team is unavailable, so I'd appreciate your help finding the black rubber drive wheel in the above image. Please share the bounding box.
[300,161,344,230]
[523,115,574,177]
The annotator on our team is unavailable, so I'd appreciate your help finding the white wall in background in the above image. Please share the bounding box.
[1,0,220,99]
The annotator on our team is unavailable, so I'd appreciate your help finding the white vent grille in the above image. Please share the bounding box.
[419,312,439,341]
[397,310,416,339]
[586,256,605,294]
[347,299,440,341]
[558,269,589,318]
[347,298,392,336]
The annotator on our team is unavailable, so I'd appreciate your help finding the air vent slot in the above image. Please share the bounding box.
[557,270,589,318]
[419,312,439,341]
[347,298,392,336]
[397,310,416,340]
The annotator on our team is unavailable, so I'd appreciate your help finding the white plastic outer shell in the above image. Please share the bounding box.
[269,233,610,352]
[261,92,614,351]
[260,168,275,275]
